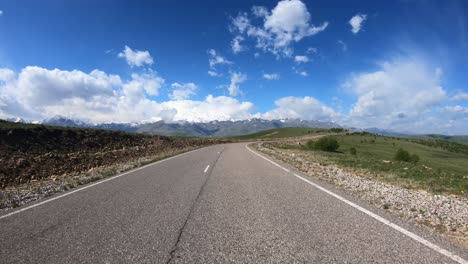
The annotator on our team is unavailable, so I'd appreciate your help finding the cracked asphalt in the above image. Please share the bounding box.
[0,143,466,263]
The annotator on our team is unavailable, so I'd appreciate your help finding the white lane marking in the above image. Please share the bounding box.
[246,144,467,264]
[0,146,212,220]
[204,165,210,173]
[246,146,290,173]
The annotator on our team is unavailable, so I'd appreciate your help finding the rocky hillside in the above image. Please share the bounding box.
[0,120,224,188]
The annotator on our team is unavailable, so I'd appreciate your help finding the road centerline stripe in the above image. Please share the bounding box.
[0,146,212,220]
[246,144,467,264]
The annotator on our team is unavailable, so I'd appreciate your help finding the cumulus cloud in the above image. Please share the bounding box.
[228,72,247,96]
[345,59,447,129]
[263,73,280,80]
[169,82,197,100]
[118,46,154,67]
[453,91,468,101]
[231,36,245,54]
[294,55,309,63]
[0,66,259,124]
[259,96,338,121]
[349,14,367,34]
[0,66,170,123]
[208,49,232,69]
[207,70,222,77]
[230,0,328,57]
[125,71,165,96]
[252,6,269,18]
[297,71,308,76]
[443,105,468,114]
[0,68,15,82]
[306,47,317,54]
[161,95,254,122]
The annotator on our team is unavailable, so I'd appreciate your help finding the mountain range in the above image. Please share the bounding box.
[7,116,340,137]
[4,116,468,145]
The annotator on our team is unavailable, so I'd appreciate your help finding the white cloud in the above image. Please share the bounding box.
[161,95,254,122]
[118,46,154,67]
[443,105,468,114]
[251,6,269,18]
[306,47,317,54]
[263,73,280,80]
[207,70,222,77]
[264,0,328,45]
[230,0,328,57]
[0,66,258,124]
[0,68,15,82]
[231,36,245,54]
[208,49,232,69]
[345,59,446,129]
[297,71,308,76]
[169,82,197,100]
[125,71,165,96]
[349,14,367,34]
[259,96,338,121]
[231,12,251,34]
[294,55,309,63]
[453,91,468,101]
[228,72,247,96]
[0,66,170,123]
[337,40,347,52]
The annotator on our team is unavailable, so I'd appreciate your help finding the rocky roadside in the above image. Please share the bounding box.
[0,146,202,211]
[252,142,468,248]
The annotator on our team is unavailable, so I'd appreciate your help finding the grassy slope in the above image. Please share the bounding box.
[414,134,468,145]
[301,134,468,195]
[232,127,335,139]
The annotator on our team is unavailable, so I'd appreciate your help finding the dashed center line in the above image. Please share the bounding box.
[204,165,210,173]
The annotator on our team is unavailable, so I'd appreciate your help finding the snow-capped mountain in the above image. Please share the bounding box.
[35,116,341,137]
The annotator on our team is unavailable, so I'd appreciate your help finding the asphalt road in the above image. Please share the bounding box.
[0,143,467,263]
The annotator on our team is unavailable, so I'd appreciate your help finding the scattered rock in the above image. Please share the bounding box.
[253,142,468,247]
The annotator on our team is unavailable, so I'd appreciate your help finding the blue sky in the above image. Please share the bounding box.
[0,0,467,134]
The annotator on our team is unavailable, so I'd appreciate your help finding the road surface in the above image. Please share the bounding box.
[1,143,467,263]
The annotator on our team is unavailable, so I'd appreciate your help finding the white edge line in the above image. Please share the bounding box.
[246,146,290,173]
[204,165,210,173]
[246,144,467,264]
[0,146,211,220]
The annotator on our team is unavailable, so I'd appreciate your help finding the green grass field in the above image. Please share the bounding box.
[412,134,468,145]
[298,133,468,196]
[232,127,343,139]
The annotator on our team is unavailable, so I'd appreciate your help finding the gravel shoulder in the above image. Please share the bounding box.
[253,142,468,249]
[0,146,207,211]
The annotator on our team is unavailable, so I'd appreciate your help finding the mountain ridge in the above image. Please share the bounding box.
[6,116,340,137]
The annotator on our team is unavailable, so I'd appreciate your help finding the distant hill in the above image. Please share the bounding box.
[232,127,345,139]
[42,116,140,133]
[414,134,468,145]
[9,116,466,141]
[136,119,340,137]
[359,128,468,145]
[362,127,412,137]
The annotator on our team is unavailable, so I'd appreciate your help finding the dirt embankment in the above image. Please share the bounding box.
[0,125,225,188]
